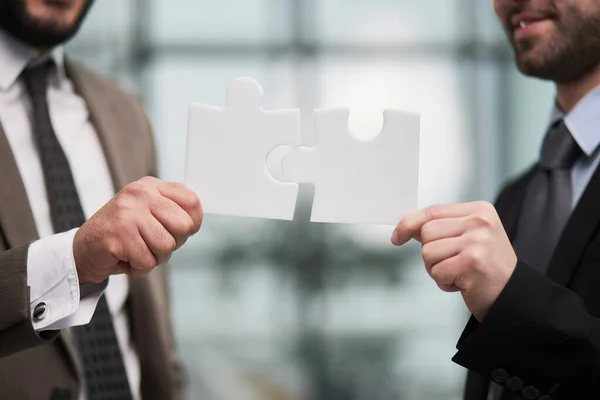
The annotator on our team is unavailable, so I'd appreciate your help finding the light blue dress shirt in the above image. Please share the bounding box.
[549,85,600,209]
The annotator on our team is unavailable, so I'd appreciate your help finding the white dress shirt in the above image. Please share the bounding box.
[0,30,141,400]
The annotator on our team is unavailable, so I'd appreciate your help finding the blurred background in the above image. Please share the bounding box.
[67,1,556,399]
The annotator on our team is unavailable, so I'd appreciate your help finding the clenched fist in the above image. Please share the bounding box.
[73,176,203,284]
[391,201,517,321]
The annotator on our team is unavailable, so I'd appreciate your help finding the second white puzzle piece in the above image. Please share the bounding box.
[281,108,420,225]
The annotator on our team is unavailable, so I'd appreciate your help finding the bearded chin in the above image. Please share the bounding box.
[0,0,95,48]
[515,38,600,84]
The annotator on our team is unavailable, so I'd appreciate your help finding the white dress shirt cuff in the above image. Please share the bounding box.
[27,228,107,331]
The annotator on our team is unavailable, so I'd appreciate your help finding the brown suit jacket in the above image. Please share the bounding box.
[0,60,185,400]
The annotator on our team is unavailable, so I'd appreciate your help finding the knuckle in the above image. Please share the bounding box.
[455,274,471,291]
[421,242,433,260]
[105,238,122,258]
[430,265,443,281]
[112,194,133,212]
[426,204,442,220]
[466,230,491,246]
[462,247,482,266]
[183,217,195,234]
[140,176,159,186]
[173,216,194,235]
[188,193,202,211]
[141,255,157,270]
[420,222,434,242]
[164,236,177,253]
[421,243,431,258]
[181,192,202,213]
[122,181,147,198]
[471,214,493,229]
[437,282,455,293]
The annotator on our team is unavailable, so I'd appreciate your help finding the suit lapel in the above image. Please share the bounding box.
[0,123,39,247]
[546,161,600,285]
[500,162,600,286]
[496,166,537,241]
[65,60,129,191]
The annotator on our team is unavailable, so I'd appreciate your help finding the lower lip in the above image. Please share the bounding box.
[514,20,550,39]
[44,0,74,7]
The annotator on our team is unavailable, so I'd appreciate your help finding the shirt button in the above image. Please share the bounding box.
[506,377,524,392]
[491,368,509,383]
[522,386,540,399]
[33,302,47,321]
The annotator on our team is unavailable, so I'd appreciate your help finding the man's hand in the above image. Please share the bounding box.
[73,177,203,284]
[391,201,517,321]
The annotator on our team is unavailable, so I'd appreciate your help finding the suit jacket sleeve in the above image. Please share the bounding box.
[452,178,600,398]
[0,244,60,358]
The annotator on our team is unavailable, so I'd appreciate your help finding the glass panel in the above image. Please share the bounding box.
[476,0,508,45]
[505,67,555,177]
[148,0,290,45]
[67,0,136,80]
[314,0,462,44]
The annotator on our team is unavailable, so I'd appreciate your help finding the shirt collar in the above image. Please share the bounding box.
[549,85,600,157]
[0,29,67,92]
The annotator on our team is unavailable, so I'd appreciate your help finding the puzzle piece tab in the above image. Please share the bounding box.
[185,77,301,220]
[281,108,420,225]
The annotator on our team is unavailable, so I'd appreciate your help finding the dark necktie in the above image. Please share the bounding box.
[490,120,582,400]
[512,119,582,273]
[22,61,133,400]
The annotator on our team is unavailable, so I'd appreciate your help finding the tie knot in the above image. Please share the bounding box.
[21,59,55,97]
[540,119,583,170]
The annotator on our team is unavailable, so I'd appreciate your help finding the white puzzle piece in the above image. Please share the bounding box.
[280,108,420,225]
[185,77,301,220]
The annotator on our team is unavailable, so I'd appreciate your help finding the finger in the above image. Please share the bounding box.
[391,203,475,246]
[422,236,463,272]
[420,217,470,244]
[125,266,153,279]
[114,261,151,278]
[157,181,203,234]
[138,216,177,265]
[125,227,158,271]
[150,195,195,248]
[429,254,463,292]
[436,281,461,293]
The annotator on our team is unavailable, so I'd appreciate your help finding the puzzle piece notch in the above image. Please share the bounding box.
[185,77,301,220]
[281,107,420,225]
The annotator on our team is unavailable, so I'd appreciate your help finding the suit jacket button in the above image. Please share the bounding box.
[491,368,509,383]
[33,302,47,321]
[522,386,540,399]
[506,377,524,391]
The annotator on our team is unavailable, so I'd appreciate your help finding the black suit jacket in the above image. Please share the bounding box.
[455,161,600,400]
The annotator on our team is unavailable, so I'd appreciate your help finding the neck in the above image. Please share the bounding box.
[556,64,600,112]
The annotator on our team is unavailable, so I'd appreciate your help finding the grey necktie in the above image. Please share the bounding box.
[489,120,582,400]
[22,61,133,400]
[512,119,582,273]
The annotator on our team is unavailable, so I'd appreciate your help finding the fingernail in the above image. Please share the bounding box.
[391,230,399,246]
